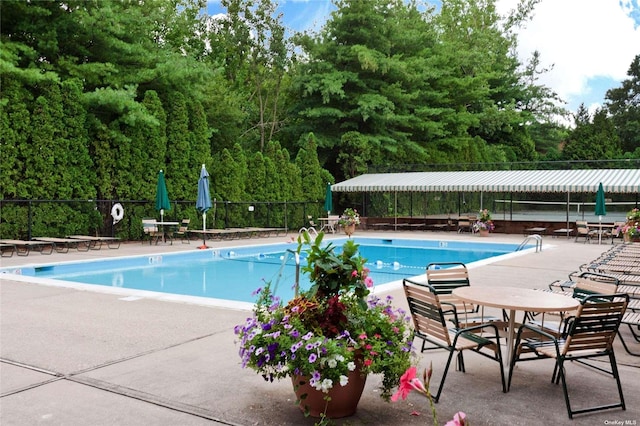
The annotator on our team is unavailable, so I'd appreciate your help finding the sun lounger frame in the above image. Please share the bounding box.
[67,235,121,249]
[0,239,54,256]
[32,237,91,253]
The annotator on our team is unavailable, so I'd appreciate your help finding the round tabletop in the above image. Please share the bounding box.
[452,286,580,313]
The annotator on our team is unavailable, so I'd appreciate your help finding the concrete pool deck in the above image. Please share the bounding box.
[1,230,639,425]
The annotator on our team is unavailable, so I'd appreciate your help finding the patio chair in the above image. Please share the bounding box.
[142,219,163,245]
[457,217,473,233]
[402,279,506,402]
[299,216,318,235]
[423,262,500,326]
[172,218,191,244]
[528,274,622,336]
[574,221,591,243]
[508,293,629,419]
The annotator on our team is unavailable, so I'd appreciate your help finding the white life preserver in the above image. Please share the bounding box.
[111,203,124,224]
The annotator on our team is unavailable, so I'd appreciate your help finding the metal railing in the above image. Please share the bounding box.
[0,199,325,241]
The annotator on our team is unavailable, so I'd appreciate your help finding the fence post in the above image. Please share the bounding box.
[28,200,32,240]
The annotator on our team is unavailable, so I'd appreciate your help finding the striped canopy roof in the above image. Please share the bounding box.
[332,169,640,193]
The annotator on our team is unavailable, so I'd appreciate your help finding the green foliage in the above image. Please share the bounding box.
[1,0,636,240]
[562,106,622,165]
[605,54,640,154]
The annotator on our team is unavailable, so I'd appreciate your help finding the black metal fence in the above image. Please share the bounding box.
[0,199,326,241]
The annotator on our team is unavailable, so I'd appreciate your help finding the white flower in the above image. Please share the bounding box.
[327,358,338,368]
[403,329,411,341]
[339,375,349,386]
[320,378,334,392]
[347,361,356,371]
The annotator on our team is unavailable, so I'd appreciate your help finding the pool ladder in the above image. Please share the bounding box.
[285,249,301,298]
[298,226,318,238]
[517,234,543,253]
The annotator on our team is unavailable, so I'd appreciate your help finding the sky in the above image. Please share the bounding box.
[206,0,640,121]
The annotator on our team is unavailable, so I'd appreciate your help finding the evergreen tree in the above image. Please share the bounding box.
[166,92,191,202]
[562,105,621,165]
[605,54,640,155]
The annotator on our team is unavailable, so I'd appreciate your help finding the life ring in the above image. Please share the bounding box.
[111,203,124,224]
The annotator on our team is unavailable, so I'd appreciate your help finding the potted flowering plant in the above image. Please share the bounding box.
[234,231,414,421]
[337,208,360,236]
[621,208,640,241]
[627,208,640,222]
[473,209,495,235]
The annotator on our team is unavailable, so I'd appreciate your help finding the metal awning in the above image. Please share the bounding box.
[332,169,640,193]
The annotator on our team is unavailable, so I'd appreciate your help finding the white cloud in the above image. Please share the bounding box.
[497,0,640,111]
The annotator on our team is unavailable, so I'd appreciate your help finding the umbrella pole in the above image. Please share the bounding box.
[599,216,602,244]
[199,212,208,249]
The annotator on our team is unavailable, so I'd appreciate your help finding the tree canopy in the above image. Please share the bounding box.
[1,0,637,237]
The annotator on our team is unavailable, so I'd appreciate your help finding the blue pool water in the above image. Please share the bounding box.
[3,238,529,304]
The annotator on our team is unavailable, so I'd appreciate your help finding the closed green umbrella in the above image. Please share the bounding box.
[196,164,212,249]
[594,182,607,243]
[324,183,333,215]
[155,170,171,222]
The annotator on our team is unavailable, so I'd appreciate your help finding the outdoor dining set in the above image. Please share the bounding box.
[401,243,640,419]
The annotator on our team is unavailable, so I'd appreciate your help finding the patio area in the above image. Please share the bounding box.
[1,230,639,425]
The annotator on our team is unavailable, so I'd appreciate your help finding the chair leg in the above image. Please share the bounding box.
[551,361,561,384]
[507,329,525,391]
[560,352,626,419]
[456,351,465,372]
[432,349,456,403]
[492,341,506,394]
[556,358,574,419]
[610,351,626,412]
[618,331,640,356]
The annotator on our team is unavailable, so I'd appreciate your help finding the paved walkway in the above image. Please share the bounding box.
[1,231,639,425]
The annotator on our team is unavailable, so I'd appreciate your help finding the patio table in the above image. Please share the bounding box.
[586,222,616,244]
[452,286,580,368]
[154,221,179,243]
[318,217,338,234]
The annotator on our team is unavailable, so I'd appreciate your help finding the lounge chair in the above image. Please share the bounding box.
[0,239,54,256]
[620,312,640,356]
[32,237,91,253]
[428,219,453,232]
[402,279,506,402]
[508,294,629,419]
[68,235,121,249]
[0,242,17,257]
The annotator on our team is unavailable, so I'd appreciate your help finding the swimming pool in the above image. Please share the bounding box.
[1,238,533,307]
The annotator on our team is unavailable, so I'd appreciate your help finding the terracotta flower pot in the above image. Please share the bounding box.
[479,229,490,237]
[291,367,367,419]
[343,223,356,237]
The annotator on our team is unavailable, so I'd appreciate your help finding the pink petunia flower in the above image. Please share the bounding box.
[444,411,467,426]
[390,366,428,401]
[365,276,374,287]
